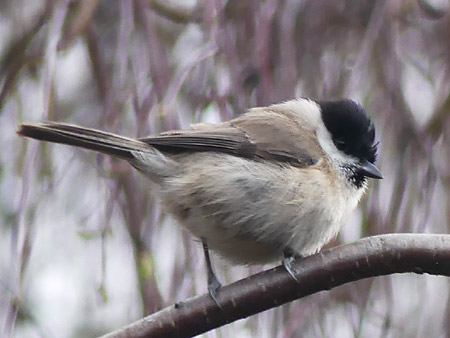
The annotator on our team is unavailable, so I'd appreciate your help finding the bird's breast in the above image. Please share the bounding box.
[162,153,357,265]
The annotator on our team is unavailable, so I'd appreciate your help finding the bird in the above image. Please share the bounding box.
[17,98,382,304]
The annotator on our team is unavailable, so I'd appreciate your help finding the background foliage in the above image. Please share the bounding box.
[1,0,449,337]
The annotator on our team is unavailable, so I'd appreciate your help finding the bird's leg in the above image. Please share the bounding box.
[282,247,302,283]
[201,238,222,307]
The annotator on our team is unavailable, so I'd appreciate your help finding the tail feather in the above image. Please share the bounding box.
[17,122,150,160]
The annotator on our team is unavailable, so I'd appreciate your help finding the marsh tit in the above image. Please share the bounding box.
[18,98,382,303]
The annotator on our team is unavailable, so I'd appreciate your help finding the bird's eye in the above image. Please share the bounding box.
[335,139,346,149]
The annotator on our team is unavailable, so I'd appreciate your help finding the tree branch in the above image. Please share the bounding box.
[99,234,450,338]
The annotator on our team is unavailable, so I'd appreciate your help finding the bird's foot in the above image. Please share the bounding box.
[282,247,302,283]
[207,275,222,308]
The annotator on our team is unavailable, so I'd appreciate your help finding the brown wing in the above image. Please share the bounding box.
[140,109,322,166]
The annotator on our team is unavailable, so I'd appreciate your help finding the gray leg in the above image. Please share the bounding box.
[202,238,222,307]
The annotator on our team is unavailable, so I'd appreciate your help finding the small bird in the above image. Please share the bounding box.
[18,98,382,303]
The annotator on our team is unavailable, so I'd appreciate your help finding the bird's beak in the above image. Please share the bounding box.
[359,160,383,179]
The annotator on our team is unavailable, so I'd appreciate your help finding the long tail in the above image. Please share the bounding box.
[17,122,150,160]
[17,122,177,182]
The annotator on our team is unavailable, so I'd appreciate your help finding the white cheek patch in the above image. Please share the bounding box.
[277,98,358,166]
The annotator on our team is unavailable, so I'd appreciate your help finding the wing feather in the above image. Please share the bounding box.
[141,109,322,166]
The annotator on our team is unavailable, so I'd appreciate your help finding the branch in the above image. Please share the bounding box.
[99,234,450,338]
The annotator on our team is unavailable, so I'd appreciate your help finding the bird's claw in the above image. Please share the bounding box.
[282,247,302,283]
[208,276,222,308]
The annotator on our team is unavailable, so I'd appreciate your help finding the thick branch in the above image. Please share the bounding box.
[100,234,450,338]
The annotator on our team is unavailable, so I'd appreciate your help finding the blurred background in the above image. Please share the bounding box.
[1,0,450,337]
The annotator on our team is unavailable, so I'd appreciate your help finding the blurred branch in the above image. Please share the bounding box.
[85,23,109,101]
[425,87,450,140]
[0,4,49,75]
[417,0,448,19]
[118,174,163,315]
[99,234,450,338]
[149,0,202,24]
[136,0,171,101]
[0,11,48,111]
[344,0,387,96]
[58,0,100,50]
